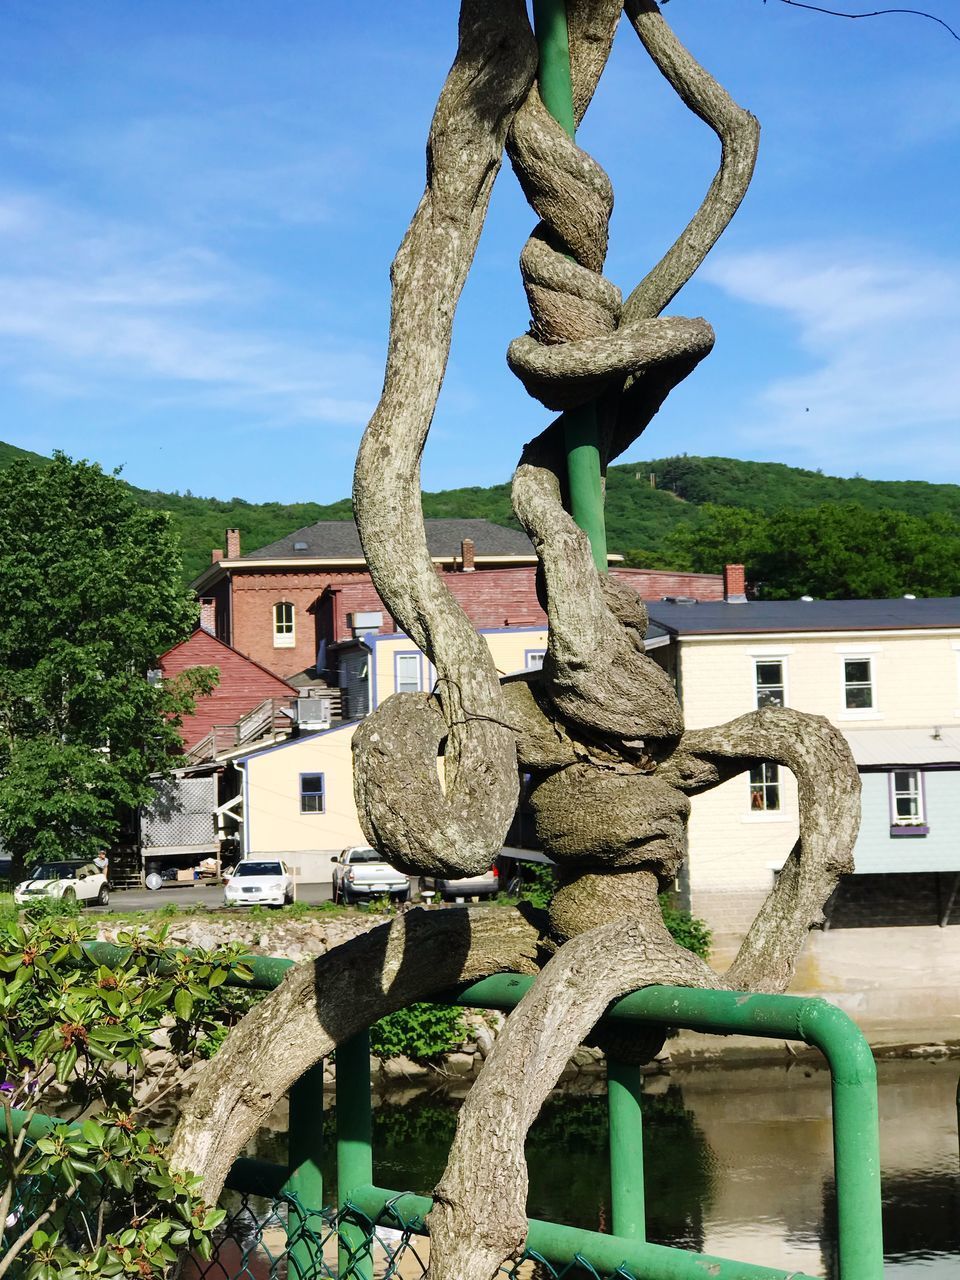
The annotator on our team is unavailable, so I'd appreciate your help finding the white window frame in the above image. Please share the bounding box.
[889,769,926,828]
[754,657,787,710]
[525,649,546,671]
[395,651,422,695]
[273,601,296,648]
[748,762,781,813]
[835,645,881,720]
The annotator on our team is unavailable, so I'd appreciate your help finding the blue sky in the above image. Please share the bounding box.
[0,1,956,502]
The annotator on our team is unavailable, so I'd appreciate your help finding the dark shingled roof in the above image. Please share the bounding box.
[241,518,534,561]
[647,597,960,636]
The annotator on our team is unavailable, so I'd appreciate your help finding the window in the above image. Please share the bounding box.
[395,653,422,694]
[843,658,873,710]
[525,650,546,671]
[749,763,780,812]
[273,601,295,648]
[299,774,325,814]
[755,660,785,709]
[889,770,926,834]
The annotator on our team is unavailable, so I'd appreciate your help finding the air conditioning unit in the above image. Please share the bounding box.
[350,611,383,636]
[296,696,332,728]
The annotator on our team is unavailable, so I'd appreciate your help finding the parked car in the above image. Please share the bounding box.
[13,861,109,908]
[422,865,499,902]
[331,847,410,905]
[223,859,294,908]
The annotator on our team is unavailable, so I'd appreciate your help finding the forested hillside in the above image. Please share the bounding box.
[4,441,960,591]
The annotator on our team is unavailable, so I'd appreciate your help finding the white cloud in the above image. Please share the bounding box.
[0,190,378,427]
[701,243,960,472]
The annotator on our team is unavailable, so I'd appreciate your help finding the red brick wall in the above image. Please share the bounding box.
[160,629,296,750]
[224,563,724,678]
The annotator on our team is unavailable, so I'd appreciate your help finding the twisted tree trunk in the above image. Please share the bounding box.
[171,11,862,1280]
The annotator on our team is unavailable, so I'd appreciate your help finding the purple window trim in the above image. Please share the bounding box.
[887,768,928,837]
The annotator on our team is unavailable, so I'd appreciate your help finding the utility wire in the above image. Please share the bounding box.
[766,0,960,42]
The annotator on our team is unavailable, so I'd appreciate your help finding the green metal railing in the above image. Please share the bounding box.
[222,972,882,1280]
[16,945,885,1280]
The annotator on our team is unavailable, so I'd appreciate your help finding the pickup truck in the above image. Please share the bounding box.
[330,846,410,905]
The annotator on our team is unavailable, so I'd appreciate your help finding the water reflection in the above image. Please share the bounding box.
[250,1057,959,1277]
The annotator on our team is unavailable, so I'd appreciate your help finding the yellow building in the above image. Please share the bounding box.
[235,626,547,885]
[647,597,960,1041]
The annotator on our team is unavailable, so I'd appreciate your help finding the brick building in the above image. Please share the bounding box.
[191,518,726,681]
[159,624,298,753]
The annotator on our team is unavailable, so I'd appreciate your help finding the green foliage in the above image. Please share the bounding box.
[664,501,960,598]
[0,911,257,1276]
[368,1003,468,1062]
[513,863,558,909]
[0,453,219,871]
[658,896,711,960]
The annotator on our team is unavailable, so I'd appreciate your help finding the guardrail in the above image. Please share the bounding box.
[16,944,885,1280]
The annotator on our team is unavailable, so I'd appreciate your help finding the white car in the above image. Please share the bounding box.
[223,859,294,908]
[14,861,109,908]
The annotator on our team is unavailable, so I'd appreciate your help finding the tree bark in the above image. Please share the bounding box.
[168,906,543,1202]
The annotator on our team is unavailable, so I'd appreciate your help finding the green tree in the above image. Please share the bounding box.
[0,454,216,873]
[664,501,960,599]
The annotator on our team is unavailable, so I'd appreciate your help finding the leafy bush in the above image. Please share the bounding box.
[659,895,711,960]
[369,1003,467,1062]
[0,911,258,1276]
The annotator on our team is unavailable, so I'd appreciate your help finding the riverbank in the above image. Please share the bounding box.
[94,908,960,1073]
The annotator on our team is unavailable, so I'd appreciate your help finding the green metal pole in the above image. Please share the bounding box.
[606,1058,646,1240]
[336,1031,374,1280]
[797,1002,884,1280]
[532,0,608,573]
[348,1185,817,1280]
[284,1061,326,1280]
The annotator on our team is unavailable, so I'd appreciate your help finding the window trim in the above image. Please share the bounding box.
[748,761,781,814]
[273,600,296,649]
[525,649,546,671]
[299,772,325,815]
[888,769,928,837]
[393,650,423,695]
[839,652,880,719]
[754,656,787,710]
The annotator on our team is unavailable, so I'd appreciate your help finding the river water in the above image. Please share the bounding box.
[257,1056,960,1278]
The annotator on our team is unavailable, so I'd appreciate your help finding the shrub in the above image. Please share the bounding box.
[659,895,711,960]
[369,1003,468,1062]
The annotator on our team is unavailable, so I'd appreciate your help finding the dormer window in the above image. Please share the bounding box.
[273,601,295,648]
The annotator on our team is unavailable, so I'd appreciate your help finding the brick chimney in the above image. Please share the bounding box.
[211,547,224,564]
[723,563,747,604]
[225,528,241,559]
[199,597,216,634]
[460,537,475,572]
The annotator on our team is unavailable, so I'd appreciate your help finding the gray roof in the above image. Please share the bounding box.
[646,597,960,636]
[242,518,534,561]
[846,728,960,768]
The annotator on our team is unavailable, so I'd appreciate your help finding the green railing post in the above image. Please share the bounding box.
[336,1030,374,1280]
[284,1060,326,1279]
[606,1058,646,1240]
[532,0,608,573]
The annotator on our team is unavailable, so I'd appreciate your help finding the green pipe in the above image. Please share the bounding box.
[346,1185,817,1280]
[336,1031,374,1280]
[82,940,294,991]
[285,1061,326,1279]
[606,1058,645,1240]
[532,0,608,573]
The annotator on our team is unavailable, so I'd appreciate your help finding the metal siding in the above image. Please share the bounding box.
[852,770,960,874]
